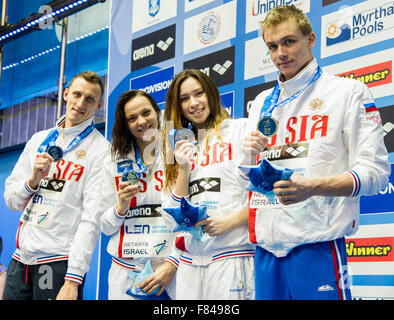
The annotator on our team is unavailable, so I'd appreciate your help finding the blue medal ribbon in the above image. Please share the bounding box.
[121,141,158,182]
[259,66,322,119]
[37,121,95,156]
[133,142,155,173]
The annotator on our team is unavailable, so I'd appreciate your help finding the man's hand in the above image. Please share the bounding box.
[56,280,79,300]
[28,153,54,189]
[273,172,354,205]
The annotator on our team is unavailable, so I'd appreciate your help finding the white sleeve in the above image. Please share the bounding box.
[99,154,126,236]
[343,81,390,197]
[4,133,41,211]
[65,138,110,283]
[164,237,180,268]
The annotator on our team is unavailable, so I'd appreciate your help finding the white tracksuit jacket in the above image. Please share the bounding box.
[4,116,110,283]
[246,59,391,258]
[162,119,255,266]
[99,148,179,272]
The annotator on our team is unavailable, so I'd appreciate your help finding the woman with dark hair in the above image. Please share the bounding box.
[161,69,255,300]
[99,90,177,300]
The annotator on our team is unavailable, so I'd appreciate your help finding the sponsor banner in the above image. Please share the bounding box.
[244,37,277,80]
[336,60,392,89]
[360,164,394,214]
[321,0,394,58]
[220,91,234,117]
[131,24,176,71]
[185,0,214,12]
[130,66,174,104]
[379,105,394,154]
[323,48,393,99]
[346,237,394,262]
[183,1,236,55]
[183,46,235,87]
[244,81,276,117]
[132,0,177,33]
[245,0,310,33]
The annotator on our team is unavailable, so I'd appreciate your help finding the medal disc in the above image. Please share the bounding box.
[257,117,278,137]
[174,128,195,144]
[47,145,64,162]
[121,170,140,185]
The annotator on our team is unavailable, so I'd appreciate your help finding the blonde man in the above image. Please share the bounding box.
[242,5,390,300]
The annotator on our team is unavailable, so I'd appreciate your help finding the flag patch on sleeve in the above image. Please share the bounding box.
[362,98,378,113]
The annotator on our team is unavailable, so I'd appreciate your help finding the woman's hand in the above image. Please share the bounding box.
[115,182,139,216]
[241,131,267,165]
[137,262,177,296]
[174,140,195,171]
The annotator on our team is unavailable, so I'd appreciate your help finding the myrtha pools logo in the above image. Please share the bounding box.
[326,3,392,46]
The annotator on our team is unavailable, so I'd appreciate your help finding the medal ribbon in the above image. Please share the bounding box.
[259,66,322,119]
[133,142,154,173]
[37,122,95,155]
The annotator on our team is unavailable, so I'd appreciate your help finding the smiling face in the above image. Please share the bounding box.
[264,18,315,81]
[179,76,211,129]
[63,77,103,128]
[124,95,159,143]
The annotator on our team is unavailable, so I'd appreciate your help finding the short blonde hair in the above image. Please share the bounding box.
[69,71,104,98]
[260,5,312,39]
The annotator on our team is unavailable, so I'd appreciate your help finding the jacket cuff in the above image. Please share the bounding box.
[64,268,84,284]
[165,255,179,268]
[25,180,39,194]
[346,170,361,197]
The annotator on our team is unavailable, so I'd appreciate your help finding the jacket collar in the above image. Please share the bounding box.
[56,115,94,136]
[277,58,318,100]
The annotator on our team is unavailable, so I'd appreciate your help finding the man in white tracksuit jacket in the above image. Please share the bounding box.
[242,5,390,300]
[3,71,109,300]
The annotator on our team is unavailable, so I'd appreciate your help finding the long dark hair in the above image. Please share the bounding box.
[111,90,161,159]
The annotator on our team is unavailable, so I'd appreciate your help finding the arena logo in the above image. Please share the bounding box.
[131,24,176,71]
[346,237,394,262]
[132,37,174,61]
[184,46,235,87]
[260,143,309,161]
[336,60,392,89]
[379,105,394,154]
[326,3,393,46]
[198,11,221,45]
[383,122,394,138]
[126,204,162,219]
